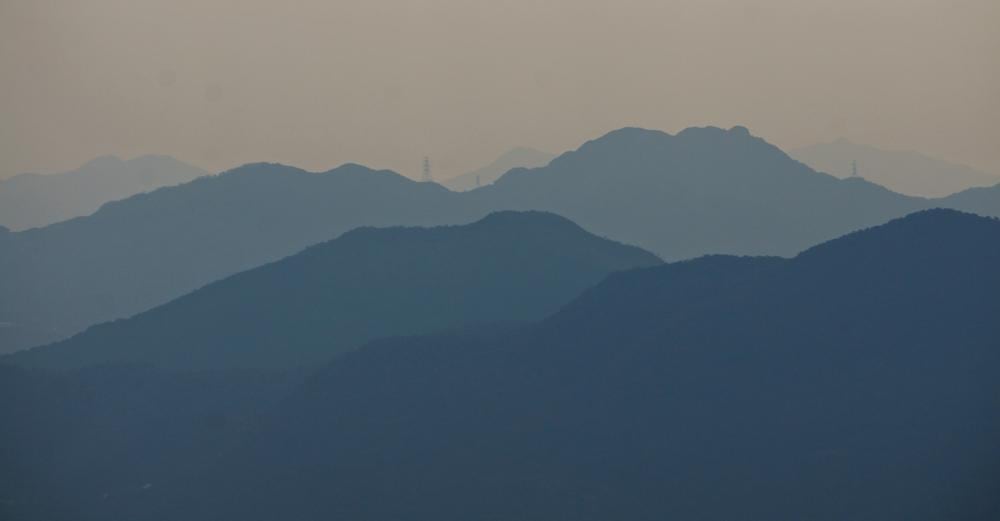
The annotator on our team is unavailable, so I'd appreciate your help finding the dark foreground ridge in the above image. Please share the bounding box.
[203,208,1000,520]
[4,209,997,520]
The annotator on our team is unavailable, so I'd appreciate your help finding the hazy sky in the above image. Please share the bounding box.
[2,0,998,180]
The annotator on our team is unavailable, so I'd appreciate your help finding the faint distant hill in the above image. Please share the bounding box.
[442,147,554,192]
[0,155,208,231]
[468,126,933,260]
[96,209,1000,521]
[8,212,658,371]
[790,139,999,198]
[0,163,484,353]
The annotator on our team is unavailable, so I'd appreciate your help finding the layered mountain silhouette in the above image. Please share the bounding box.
[104,209,996,521]
[0,163,483,353]
[791,138,999,198]
[5,126,1000,354]
[0,155,207,231]
[442,147,554,191]
[7,212,658,370]
[468,126,999,260]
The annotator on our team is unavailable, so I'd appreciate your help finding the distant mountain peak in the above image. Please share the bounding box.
[324,162,379,175]
[791,139,999,197]
[216,162,308,178]
[212,161,406,183]
[74,154,204,173]
[577,127,671,150]
[536,124,786,179]
[674,125,724,136]
[579,124,763,152]
[673,125,773,149]
[80,155,124,169]
[0,154,208,232]
[601,126,671,139]
[443,147,555,191]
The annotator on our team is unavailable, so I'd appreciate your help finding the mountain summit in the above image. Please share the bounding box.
[470,125,934,260]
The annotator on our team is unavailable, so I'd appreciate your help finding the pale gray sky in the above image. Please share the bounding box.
[2,0,998,180]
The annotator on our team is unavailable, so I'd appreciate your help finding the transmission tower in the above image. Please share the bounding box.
[421,156,432,182]
[851,160,858,178]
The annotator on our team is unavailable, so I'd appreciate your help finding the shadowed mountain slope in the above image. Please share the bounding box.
[8,212,659,370]
[133,209,1000,521]
[0,163,483,353]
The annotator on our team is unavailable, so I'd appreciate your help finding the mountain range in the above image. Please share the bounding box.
[791,139,999,198]
[0,155,208,231]
[467,126,999,260]
[154,210,1000,520]
[3,126,1000,354]
[0,163,483,353]
[7,212,658,370]
[3,209,998,520]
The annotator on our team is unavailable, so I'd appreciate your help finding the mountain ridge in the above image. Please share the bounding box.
[6,211,659,370]
[4,126,1000,353]
[0,161,484,353]
[473,125,936,261]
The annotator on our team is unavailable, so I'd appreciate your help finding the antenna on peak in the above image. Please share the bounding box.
[421,156,432,182]
[851,160,858,178]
